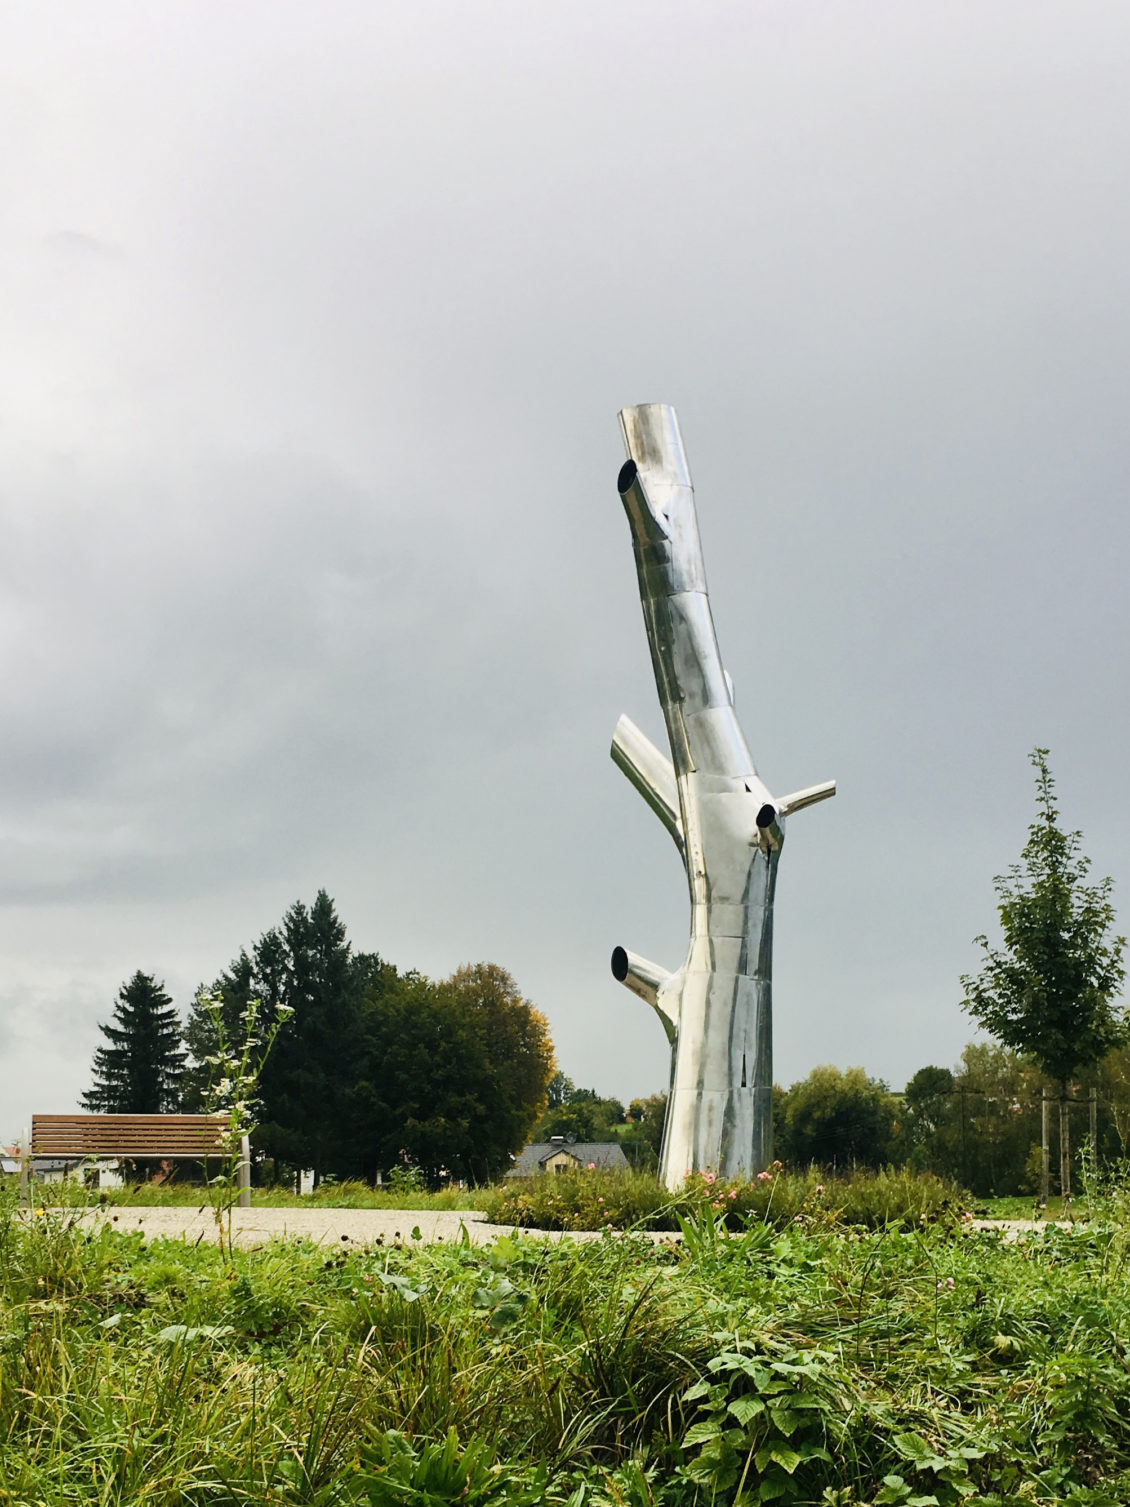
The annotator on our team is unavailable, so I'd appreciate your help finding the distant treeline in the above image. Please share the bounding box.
[84,891,556,1187]
[83,889,1128,1197]
[772,1044,1130,1197]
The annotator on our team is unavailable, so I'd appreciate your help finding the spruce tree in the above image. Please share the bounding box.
[261,890,359,1183]
[183,892,362,1183]
[83,972,186,1114]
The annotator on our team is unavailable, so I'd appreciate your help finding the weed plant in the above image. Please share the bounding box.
[7,1174,1130,1502]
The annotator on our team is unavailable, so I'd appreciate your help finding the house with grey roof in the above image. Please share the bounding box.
[510,1137,631,1177]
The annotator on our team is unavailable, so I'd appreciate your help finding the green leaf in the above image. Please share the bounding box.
[488,1301,526,1330]
[891,1432,932,1463]
[97,1312,123,1330]
[799,1445,833,1464]
[375,1271,423,1302]
[683,1421,723,1449]
[156,1323,233,1343]
[727,1395,765,1426]
[768,1446,803,1475]
[768,1407,803,1437]
[875,1477,909,1505]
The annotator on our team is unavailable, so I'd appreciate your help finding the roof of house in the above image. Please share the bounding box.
[511,1141,631,1176]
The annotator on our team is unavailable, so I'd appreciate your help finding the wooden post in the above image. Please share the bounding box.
[1040,1090,1050,1204]
[1059,1086,1071,1202]
[18,1127,30,1207]
[238,1135,251,1210]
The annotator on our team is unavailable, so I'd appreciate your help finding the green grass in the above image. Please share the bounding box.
[8,1176,1130,1502]
[978,1193,1095,1221]
[84,1177,481,1211]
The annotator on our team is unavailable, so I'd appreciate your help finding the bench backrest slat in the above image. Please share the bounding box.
[31,1113,230,1158]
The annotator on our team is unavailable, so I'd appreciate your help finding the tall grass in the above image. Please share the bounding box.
[7,1173,1130,1501]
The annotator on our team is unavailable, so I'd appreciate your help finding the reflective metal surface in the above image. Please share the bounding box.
[610,404,835,1189]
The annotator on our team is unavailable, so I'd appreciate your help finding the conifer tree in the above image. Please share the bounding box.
[83,972,186,1113]
[183,891,362,1183]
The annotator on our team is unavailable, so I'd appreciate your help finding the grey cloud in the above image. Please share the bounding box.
[1,0,1129,1135]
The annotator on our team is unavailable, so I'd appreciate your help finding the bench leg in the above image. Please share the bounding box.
[238,1135,251,1210]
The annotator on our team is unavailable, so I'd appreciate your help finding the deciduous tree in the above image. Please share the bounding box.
[961,749,1126,1196]
[356,963,555,1184]
[777,1065,898,1169]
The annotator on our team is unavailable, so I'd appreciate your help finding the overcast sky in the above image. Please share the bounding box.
[2,1,1128,1139]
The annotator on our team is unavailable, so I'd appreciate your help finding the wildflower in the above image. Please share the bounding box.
[756,1170,772,1183]
[772,1160,783,1170]
[587,1162,596,1170]
[703,1172,716,1185]
[728,1190,738,1200]
[597,1197,604,1204]
[815,1184,825,1195]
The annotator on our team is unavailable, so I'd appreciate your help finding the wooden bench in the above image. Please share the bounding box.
[20,1114,250,1207]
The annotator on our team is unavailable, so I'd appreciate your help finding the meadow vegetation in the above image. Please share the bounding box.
[479,1166,968,1233]
[7,1173,1130,1503]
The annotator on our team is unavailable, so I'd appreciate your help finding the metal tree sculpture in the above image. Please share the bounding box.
[610,404,835,1190]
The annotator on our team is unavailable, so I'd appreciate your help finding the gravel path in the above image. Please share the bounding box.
[76,1206,529,1248]
[64,1207,1072,1249]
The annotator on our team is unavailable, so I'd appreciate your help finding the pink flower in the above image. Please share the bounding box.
[597,1197,604,1203]
[728,1190,738,1200]
[703,1173,716,1185]
[587,1162,596,1170]
[757,1170,772,1183]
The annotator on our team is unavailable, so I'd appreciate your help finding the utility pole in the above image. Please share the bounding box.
[609,405,834,1190]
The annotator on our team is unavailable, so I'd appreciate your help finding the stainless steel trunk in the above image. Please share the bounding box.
[609,405,834,1191]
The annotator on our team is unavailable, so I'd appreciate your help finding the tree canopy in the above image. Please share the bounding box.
[181,894,556,1186]
[776,1065,898,1169]
[961,749,1126,1087]
[355,962,555,1184]
[83,971,185,1114]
